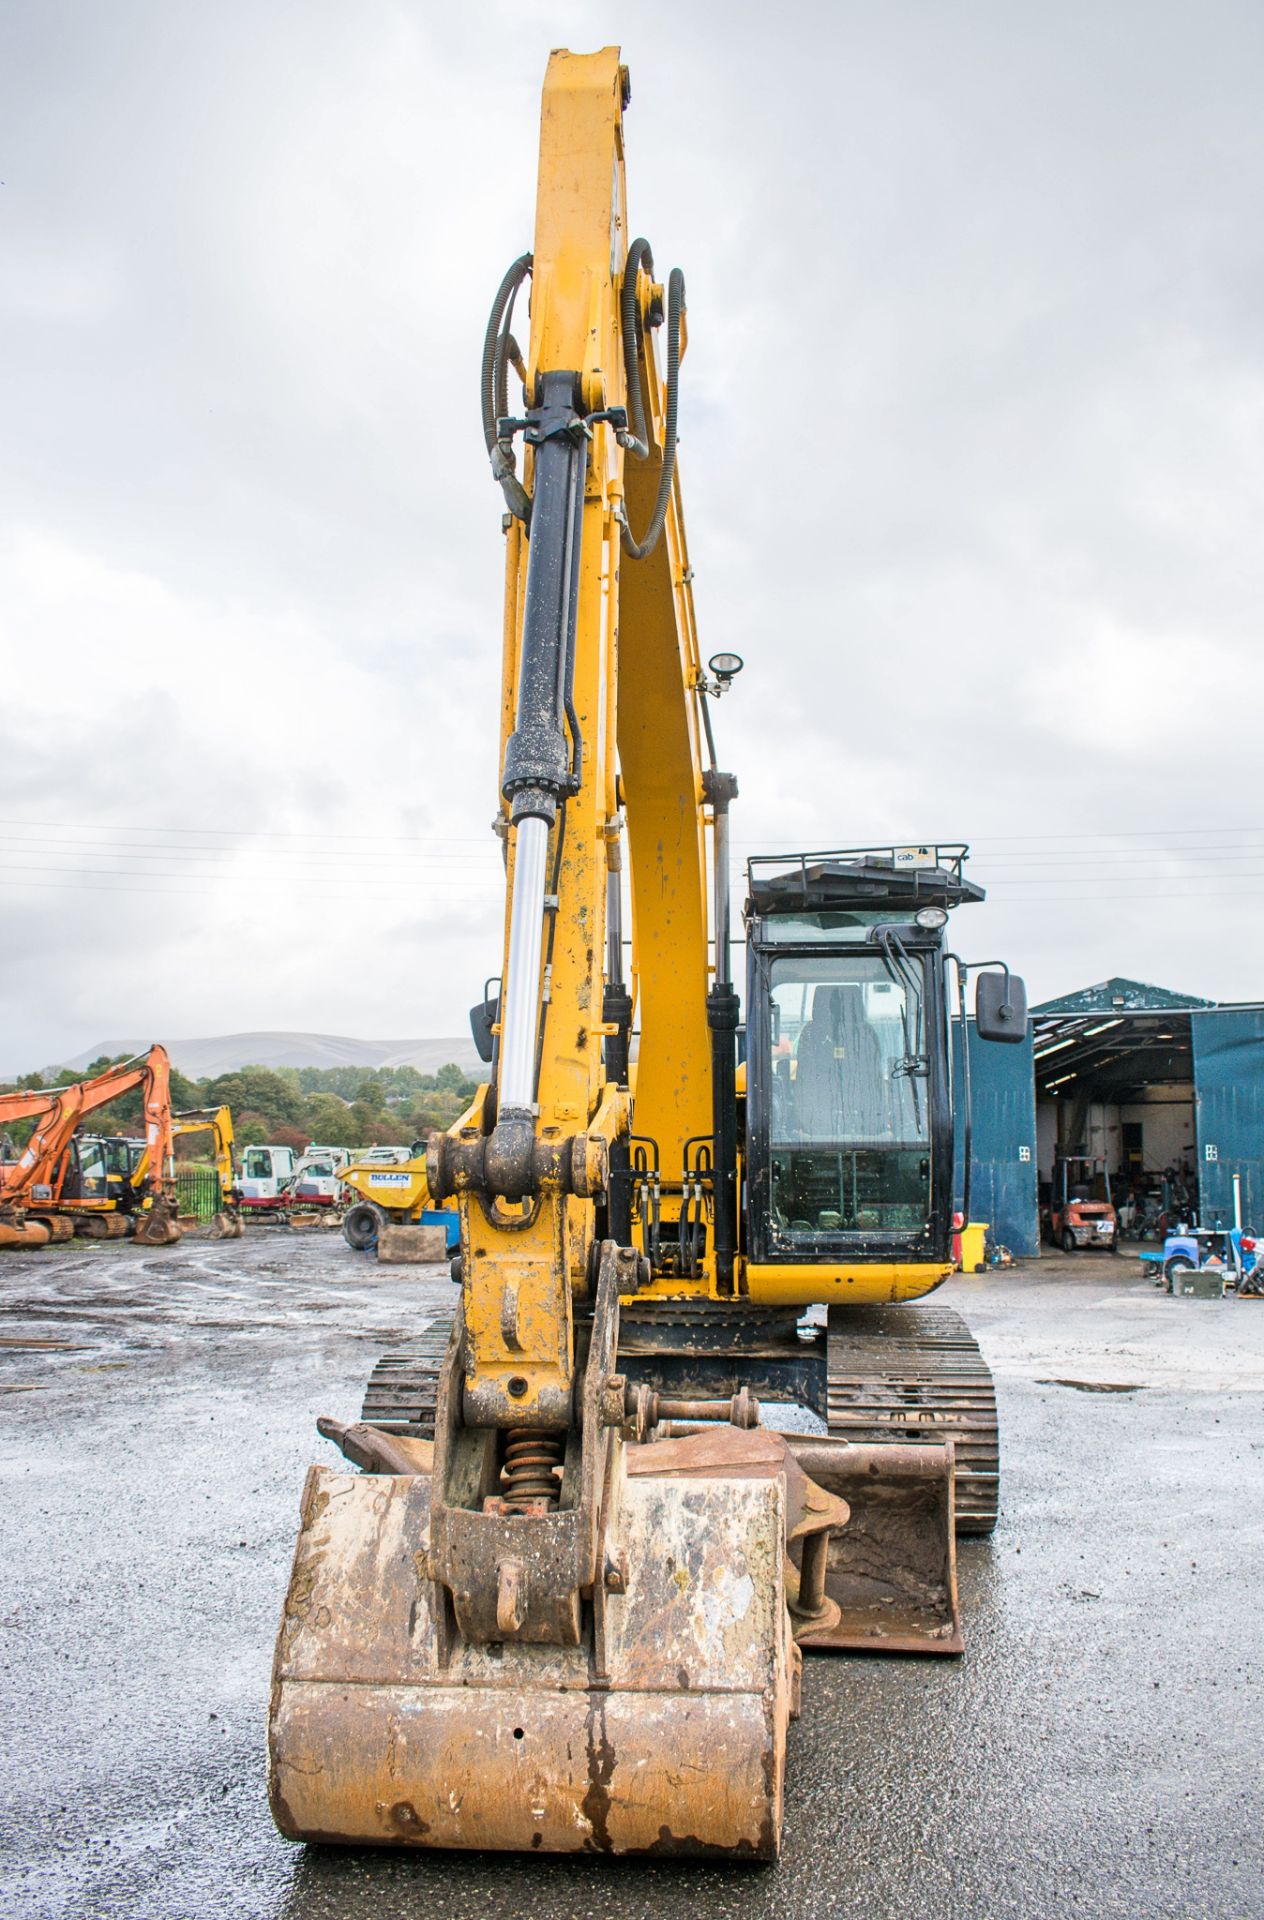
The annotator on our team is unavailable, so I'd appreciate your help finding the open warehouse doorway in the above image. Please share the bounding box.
[1029,977,1264,1247]
[1032,978,1207,1246]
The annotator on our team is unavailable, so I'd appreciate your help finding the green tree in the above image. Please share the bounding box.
[408,1090,469,1133]
[203,1068,305,1133]
[305,1097,360,1149]
[349,1101,408,1146]
[169,1067,203,1110]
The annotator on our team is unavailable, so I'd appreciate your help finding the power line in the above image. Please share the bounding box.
[0,815,496,846]
[4,813,1264,848]
[0,863,500,897]
[965,848,1264,868]
[731,826,1264,850]
[7,833,1264,890]
[3,873,1263,908]
[971,826,1264,843]
[0,836,500,871]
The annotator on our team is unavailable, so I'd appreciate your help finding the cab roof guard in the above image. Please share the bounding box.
[745,845,983,917]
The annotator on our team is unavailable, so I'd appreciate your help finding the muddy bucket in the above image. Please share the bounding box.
[269,1425,813,1858]
[787,1436,962,1655]
[135,1202,182,1246]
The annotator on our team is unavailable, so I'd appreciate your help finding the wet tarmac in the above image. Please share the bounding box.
[1,1232,1261,1919]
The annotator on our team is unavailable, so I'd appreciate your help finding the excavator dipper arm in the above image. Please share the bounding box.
[135,1105,241,1236]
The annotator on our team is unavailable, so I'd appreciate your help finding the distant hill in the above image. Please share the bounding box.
[52,1031,481,1081]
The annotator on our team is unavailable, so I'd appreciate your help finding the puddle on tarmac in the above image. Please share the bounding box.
[1038,1378,1146,1393]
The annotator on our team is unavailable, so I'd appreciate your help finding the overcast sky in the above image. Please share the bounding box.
[2,0,1262,1073]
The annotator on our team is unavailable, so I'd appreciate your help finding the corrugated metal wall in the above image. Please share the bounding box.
[953,1021,1040,1256]
[1192,1008,1264,1227]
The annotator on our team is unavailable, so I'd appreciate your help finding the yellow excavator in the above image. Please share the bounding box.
[135,1105,243,1239]
[269,46,1028,1860]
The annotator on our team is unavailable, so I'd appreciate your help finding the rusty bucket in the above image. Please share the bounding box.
[268,1424,823,1859]
[788,1435,962,1655]
[134,1197,182,1246]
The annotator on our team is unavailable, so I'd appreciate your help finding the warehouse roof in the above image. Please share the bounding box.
[1030,977,1213,1097]
[1032,976,1214,1016]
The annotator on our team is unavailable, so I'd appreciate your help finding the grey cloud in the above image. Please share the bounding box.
[2,0,1262,1072]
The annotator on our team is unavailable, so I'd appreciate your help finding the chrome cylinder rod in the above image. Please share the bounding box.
[606,862,624,986]
[713,797,732,988]
[498,814,550,1113]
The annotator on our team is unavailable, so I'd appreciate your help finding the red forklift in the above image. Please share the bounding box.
[1046,1155,1119,1253]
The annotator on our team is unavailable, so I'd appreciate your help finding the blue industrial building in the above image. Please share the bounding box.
[959,977,1264,1258]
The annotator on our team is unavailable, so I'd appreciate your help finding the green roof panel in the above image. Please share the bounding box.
[1032,975,1214,1016]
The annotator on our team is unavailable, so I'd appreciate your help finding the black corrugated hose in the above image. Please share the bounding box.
[481,252,532,452]
[480,241,685,556]
[619,237,685,561]
[482,253,533,523]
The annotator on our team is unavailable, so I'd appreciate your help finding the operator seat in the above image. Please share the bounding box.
[835,984,889,1137]
[794,985,885,1138]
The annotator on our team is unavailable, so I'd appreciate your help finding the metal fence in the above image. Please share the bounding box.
[175,1167,221,1221]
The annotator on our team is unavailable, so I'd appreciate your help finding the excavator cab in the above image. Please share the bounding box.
[102,1135,145,1211]
[56,1134,112,1205]
[56,1134,145,1212]
[744,848,982,1271]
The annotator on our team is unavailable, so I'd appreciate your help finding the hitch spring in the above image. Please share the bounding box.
[499,1428,564,1512]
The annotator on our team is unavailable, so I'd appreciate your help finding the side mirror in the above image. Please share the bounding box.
[975,969,1028,1044]
[469,992,500,1064]
[770,1002,781,1046]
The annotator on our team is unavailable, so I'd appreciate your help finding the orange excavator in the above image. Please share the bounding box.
[0,1045,182,1249]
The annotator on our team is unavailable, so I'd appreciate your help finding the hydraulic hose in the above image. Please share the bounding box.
[481,253,532,453]
[481,253,533,524]
[619,237,686,562]
[619,237,655,459]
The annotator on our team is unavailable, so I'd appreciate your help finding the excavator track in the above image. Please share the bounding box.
[827,1304,999,1535]
[359,1314,454,1437]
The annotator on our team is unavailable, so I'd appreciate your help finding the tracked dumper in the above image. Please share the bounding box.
[268,45,1028,1860]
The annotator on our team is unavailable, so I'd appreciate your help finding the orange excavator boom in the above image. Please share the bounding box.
[0,1047,179,1245]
